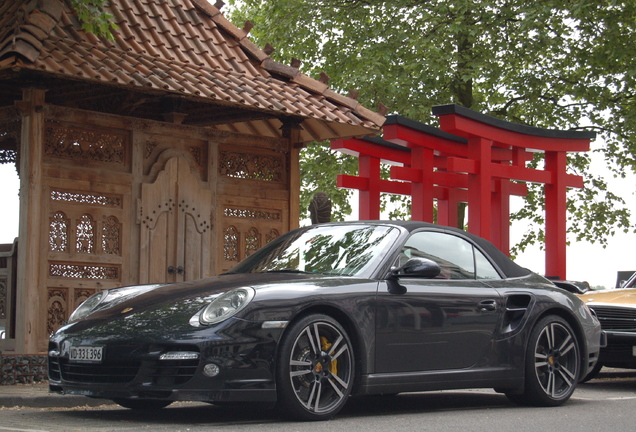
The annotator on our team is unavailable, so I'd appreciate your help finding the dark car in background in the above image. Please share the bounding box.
[49,221,603,420]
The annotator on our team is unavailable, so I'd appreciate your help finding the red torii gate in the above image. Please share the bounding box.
[330,104,595,280]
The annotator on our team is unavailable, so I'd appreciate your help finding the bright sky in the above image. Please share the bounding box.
[0,158,634,288]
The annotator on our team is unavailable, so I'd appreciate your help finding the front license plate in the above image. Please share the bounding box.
[69,346,104,363]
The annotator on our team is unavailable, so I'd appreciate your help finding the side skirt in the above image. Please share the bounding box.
[355,367,523,396]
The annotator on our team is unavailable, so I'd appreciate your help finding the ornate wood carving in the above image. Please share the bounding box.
[47,288,67,335]
[49,263,119,280]
[102,216,121,255]
[224,207,281,221]
[223,226,239,262]
[221,204,282,270]
[245,227,260,257]
[44,121,128,166]
[49,212,69,252]
[219,150,283,182]
[51,189,122,208]
[75,214,95,254]
[266,229,280,244]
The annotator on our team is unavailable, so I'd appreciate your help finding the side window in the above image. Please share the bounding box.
[399,231,502,280]
[401,231,475,279]
[474,248,501,280]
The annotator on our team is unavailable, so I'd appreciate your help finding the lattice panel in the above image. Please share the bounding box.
[224,226,239,262]
[220,151,283,182]
[45,121,127,165]
[222,203,283,268]
[50,189,122,208]
[49,212,69,252]
[49,263,119,280]
[76,214,95,254]
[224,207,281,221]
[222,225,280,264]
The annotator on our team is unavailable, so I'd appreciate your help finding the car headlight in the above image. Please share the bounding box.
[67,284,162,322]
[68,290,107,322]
[199,287,255,325]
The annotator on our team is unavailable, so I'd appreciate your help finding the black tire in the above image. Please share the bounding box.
[112,398,173,410]
[276,314,354,421]
[506,315,581,407]
[581,361,603,383]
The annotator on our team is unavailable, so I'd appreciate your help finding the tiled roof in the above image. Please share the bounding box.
[0,0,385,141]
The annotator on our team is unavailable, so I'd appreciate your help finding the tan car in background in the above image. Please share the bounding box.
[578,272,636,380]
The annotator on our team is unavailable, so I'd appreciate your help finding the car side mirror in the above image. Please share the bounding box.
[391,257,441,279]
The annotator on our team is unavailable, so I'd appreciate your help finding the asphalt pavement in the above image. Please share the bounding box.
[1,368,634,409]
[0,382,113,408]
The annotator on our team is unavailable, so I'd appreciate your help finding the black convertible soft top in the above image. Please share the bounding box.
[372,220,534,279]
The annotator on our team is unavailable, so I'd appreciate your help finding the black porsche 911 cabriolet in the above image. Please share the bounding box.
[49,221,604,421]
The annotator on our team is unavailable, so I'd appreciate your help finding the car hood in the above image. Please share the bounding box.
[57,272,360,335]
[578,288,636,306]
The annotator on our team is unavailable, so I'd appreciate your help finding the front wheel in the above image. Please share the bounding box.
[276,314,354,421]
[506,315,580,406]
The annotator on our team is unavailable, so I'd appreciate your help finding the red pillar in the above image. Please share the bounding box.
[467,137,493,240]
[491,177,511,255]
[410,147,435,222]
[358,155,381,220]
[544,151,568,280]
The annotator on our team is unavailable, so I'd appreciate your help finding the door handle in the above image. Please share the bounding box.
[478,300,497,312]
[177,266,184,275]
[167,265,175,275]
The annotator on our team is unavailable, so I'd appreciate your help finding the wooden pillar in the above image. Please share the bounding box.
[544,151,568,279]
[281,120,303,230]
[15,88,46,353]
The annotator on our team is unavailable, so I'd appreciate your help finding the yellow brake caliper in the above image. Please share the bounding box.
[320,336,338,376]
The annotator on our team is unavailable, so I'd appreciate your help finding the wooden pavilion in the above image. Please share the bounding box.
[0,0,384,359]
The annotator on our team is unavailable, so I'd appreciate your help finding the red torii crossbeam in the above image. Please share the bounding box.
[330,104,595,280]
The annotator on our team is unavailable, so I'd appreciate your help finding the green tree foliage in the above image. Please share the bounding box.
[228,0,636,252]
[69,0,117,39]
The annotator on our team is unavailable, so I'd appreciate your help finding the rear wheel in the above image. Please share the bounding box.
[113,398,172,410]
[276,314,354,421]
[506,315,580,406]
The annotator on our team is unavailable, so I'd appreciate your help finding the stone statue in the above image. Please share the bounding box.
[309,191,331,224]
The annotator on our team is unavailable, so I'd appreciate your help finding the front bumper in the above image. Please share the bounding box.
[48,319,283,404]
[597,331,636,368]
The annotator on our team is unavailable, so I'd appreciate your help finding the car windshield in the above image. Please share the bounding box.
[228,224,400,277]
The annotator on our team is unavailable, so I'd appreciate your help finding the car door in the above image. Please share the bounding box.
[375,230,503,373]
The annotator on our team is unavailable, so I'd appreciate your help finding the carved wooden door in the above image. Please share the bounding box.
[139,156,212,283]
